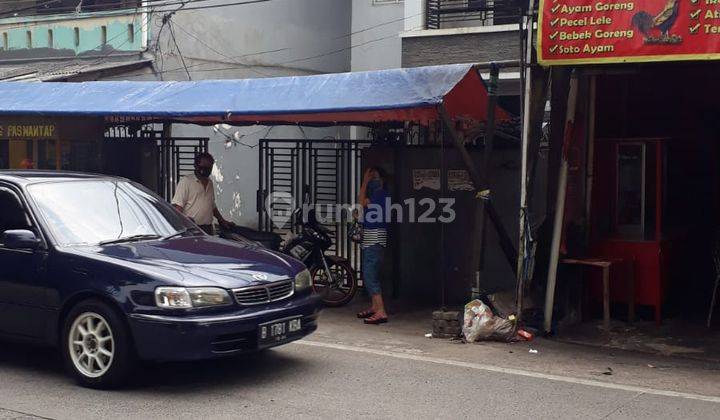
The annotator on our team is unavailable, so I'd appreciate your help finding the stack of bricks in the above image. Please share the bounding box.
[432,310,462,338]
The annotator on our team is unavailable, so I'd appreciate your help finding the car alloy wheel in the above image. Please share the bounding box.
[68,312,115,378]
[62,299,134,388]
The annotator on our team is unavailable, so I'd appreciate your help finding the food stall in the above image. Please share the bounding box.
[537,0,720,330]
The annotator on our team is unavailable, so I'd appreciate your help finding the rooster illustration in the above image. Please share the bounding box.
[632,0,681,43]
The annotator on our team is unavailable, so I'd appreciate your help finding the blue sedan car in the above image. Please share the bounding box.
[0,171,321,388]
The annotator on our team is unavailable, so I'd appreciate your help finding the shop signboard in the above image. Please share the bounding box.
[0,123,58,140]
[538,0,720,65]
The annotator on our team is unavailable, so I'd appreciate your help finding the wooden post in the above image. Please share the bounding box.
[543,70,580,334]
[585,76,596,243]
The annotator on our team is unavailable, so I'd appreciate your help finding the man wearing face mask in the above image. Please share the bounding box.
[172,152,234,235]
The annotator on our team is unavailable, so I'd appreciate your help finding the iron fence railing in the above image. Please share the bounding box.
[426,0,524,29]
[0,1,141,19]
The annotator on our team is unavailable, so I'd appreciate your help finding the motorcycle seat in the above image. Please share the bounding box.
[226,225,282,249]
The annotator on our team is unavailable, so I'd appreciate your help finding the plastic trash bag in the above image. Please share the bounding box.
[462,299,517,342]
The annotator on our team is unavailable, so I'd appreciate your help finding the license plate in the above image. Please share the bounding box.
[258,317,302,347]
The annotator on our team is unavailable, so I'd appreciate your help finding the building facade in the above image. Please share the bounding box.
[0,0,355,228]
[0,1,153,187]
[0,1,523,233]
[0,0,151,80]
[152,0,353,227]
[401,0,522,104]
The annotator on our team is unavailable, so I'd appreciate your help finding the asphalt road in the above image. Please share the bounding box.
[0,336,718,419]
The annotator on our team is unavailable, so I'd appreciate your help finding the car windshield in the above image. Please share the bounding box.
[27,179,197,246]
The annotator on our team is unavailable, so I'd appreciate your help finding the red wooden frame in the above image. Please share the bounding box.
[590,137,668,324]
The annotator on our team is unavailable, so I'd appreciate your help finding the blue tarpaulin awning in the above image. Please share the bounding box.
[0,64,509,125]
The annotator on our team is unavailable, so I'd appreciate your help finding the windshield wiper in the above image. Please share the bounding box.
[162,227,203,241]
[99,234,163,246]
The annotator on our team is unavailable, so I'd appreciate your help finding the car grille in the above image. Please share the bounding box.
[233,280,294,305]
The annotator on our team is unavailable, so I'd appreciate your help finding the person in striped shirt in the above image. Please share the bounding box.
[357,167,390,324]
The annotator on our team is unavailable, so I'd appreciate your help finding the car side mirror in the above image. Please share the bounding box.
[2,229,41,250]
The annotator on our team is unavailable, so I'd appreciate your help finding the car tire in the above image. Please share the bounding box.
[61,299,135,389]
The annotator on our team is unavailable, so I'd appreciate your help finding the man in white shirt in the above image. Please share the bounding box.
[172,152,233,235]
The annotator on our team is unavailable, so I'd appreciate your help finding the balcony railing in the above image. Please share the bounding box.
[426,0,524,29]
[0,1,141,19]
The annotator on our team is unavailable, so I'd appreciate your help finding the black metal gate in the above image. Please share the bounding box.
[104,124,208,200]
[258,139,371,268]
[156,137,209,200]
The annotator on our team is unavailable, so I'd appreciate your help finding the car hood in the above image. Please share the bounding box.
[63,235,306,289]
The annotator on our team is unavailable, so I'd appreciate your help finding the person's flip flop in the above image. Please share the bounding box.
[363,317,388,325]
[357,310,375,319]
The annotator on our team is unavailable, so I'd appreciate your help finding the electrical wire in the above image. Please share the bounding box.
[213,125,271,148]
[1,0,154,70]
[0,0,215,18]
[167,17,191,80]
[167,20,273,77]
[25,0,266,79]
[333,12,421,40]
[155,0,270,13]
[35,4,150,77]
[0,0,270,32]
[0,3,148,80]
[280,30,413,65]
[106,13,418,81]
[4,0,407,78]
[150,1,191,79]
[166,8,419,67]
[115,25,418,79]
[9,0,412,83]
[0,0,61,19]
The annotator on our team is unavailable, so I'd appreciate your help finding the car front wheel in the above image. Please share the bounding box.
[62,299,134,388]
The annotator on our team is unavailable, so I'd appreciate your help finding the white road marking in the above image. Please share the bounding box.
[296,340,720,404]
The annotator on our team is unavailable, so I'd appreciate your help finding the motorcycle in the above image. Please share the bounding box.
[219,208,357,307]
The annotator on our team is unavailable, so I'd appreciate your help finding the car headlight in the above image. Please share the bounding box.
[294,269,312,292]
[155,287,232,309]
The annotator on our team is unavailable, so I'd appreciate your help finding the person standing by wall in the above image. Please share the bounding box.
[172,152,234,235]
[357,167,389,325]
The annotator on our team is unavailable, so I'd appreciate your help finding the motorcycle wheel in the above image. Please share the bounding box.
[311,260,357,307]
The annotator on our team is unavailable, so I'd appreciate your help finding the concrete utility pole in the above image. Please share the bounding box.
[543,70,579,334]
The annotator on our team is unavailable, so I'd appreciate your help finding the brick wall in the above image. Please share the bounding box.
[402,30,520,67]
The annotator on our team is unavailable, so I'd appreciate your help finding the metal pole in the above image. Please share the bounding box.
[475,64,500,294]
[515,0,535,321]
[543,71,579,334]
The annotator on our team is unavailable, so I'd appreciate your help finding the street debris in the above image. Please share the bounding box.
[462,299,533,343]
[424,333,433,338]
[591,367,613,375]
[463,299,516,342]
[529,349,538,354]
[517,329,534,341]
